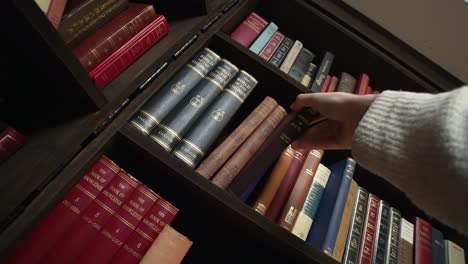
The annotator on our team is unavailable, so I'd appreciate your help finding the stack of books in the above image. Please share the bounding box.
[4,156,182,264]
[35,0,170,89]
[0,121,26,163]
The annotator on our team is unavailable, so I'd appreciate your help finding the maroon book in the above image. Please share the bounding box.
[354,73,370,95]
[327,76,339,93]
[320,75,331,93]
[366,86,374,94]
[0,125,26,163]
[259,31,285,61]
[47,0,67,29]
[413,217,432,264]
[73,3,157,72]
[358,193,380,264]
[230,12,268,48]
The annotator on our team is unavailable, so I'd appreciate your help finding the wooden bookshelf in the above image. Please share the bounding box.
[1,0,466,263]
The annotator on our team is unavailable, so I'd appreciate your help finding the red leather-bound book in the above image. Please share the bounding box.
[357,193,380,264]
[110,198,179,264]
[73,3,156,72]
[90,14,170,89]
[354,73,370,95]
[76,184,159,264]
[365,86,374,94]
[265,148,308,222]
[321,75,331,93]
[326,76,338,93]
[41,170,140,264]
[0,125,26,163]
[4,156,119,264]
[46,0,67,29]
[259,31,285,61]
[230,12,268,48]
[413,217,432,264]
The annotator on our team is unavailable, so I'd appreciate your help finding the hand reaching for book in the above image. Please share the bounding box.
[290,92,378,150]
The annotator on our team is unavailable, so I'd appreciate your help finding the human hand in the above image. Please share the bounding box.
[290,92,379,150]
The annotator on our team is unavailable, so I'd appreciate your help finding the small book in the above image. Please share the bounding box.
[336,72,356,93]
[326,76,339,93]
[288,48,315,82]
[279,40,303,74]
[269,37,294,68]
[309,51,334,92]
[385,207,402,264]
[399,218,415,264]
[354,73,370,95]
[372,201,391,264]
[413,217,433,264]
[140,225,193,264]
[0,123,26,163]
[432,227,445,264]
[357,193,380,264]
[301,63,317,88]
[259,31,285,61]
[444,240,466,264]
[230,12,268,48]
[320,75,331,93]
[249,22,278,54]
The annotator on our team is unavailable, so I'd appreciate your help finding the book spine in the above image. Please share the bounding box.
[77,185,159,264]
[35,0,51,13]
[0,126,26,162]
[195,96,278,179]
[259,31,285,61]
[414,217,433,264]
[432,227,445,264]
[320,75,331,92]
[211,105,287,190]
[58,0,129,46]
[331,180,359,262]
[322,159,356,255]
[130,48,221,135]
[249,22,278,54]
[74,4,157,72]
[269,37,294,68]
[373,200,391,264]
[399,219,414,264]
[90,15,170,89]
[252,145,296,215]
[278,149,324,230]
[279,40,303,73]
[4,156,119,264]
[291,164,331,240]
[355,73,370,95]
[357,194,380,264]
[110,199,179,264]
[366,86,374,94]
[288,48,315,82]
[342,187,369,264]
[310,51,334,92]
[42,170,140,264]
[173,70,257,168]
[226,108,324,197]
[444,240,465,264]
[300,63,317,88]
[230,12,268,47]
[326,76,339,93]
[149,59,239,151]
[337,72,356,93]
[46,0,67,29]
[385,208,401,264]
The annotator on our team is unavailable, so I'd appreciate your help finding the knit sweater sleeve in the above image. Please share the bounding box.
[352,86,468,236]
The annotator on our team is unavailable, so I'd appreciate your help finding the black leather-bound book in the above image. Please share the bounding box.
[288,48,315,82]
[172,70,258,168]
[130,48,221,135]
[150,59,239,151]
[269,37,294,68]
[310,51,334,92]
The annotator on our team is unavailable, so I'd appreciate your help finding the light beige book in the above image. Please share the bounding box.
[279,40,303,73]
[35,0,51,13]
[445,240,466,264]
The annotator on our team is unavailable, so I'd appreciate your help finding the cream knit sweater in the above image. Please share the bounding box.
[352,86,468,236]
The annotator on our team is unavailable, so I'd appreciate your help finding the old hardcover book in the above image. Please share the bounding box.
[253,145,296,215]
[196,96,278,179]
[211,105,287,190]
[444,240,465,264]
[342,187,369,264]
[326,76,339,93]
[150,59,239,151]
[366,86,374,94]
[73,3,156,72]
[42,170,140,264]
[291,164,331,240]
[399,219,415,264]
[172,70,257,168]
[373,200,391,264]
[331,180,359,262]
[278,149,324,230]
[301,63,317,88]
[259,31,285,61]
[279,40,303,74]
[357,194,381,264]
[336,72,356,93]
[249,22,278,54]
[140,225,193,264]
[3,156,119,264]
[90,14,170,89]
[47,0,68,28]
[354,73,371,95]
[320,75,331,93]
[0,125,26,163]
[58,0,128,46]
[269,37,294,68]
[230,12,268,48]
[432,227,445,264]
[385,207,401,264]
[413,217,433,264]
[288,48,315,82]
[130,48,221,135]
[309,51,334,92]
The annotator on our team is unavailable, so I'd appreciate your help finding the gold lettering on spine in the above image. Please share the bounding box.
[181,139,204,155]
[186,64,205,77]
[173,151,196,167]
[157,124,181,140]
[76,184,97,200]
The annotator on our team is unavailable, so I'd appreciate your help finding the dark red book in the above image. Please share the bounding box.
[326,76,338,93]
[259,31,285,61]
[354,73,370,95]
[42,170,140,264]
[47,0,67,29]
[358,193,380,264]
[110,198,179,264]
[366,86,374,94]
[73,3,157,72]
[0,125,26,163]
[90,14,170,89]
[321,75,331,93]
[76,185,159,264]
[230,12,268,48]
[3,156,119,264]
[413,217,432,264]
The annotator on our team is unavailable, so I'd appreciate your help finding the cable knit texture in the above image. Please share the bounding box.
[352,86,468,236]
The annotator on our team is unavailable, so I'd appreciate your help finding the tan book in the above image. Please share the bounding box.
[399,218,414,264]
[140,225,193,264]
[279,40,303,73]
[445,240,466,264]
[331,180,358,262]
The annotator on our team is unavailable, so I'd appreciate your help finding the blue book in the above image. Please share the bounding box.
[306,158,355,249]
[432,227,445,264]
[309,51,334,92]
[249,22,278,54]
[321,158,356,255]
[373,201,391,264]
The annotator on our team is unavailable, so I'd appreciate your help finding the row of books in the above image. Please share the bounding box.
[35,0,170,88]
[5,156,191,264]
[0,121,26,164]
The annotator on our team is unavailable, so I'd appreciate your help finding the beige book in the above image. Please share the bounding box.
[35,0,51,13]
[399,218,414,264]
[445,240,466,264]
[279,40,303,73]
